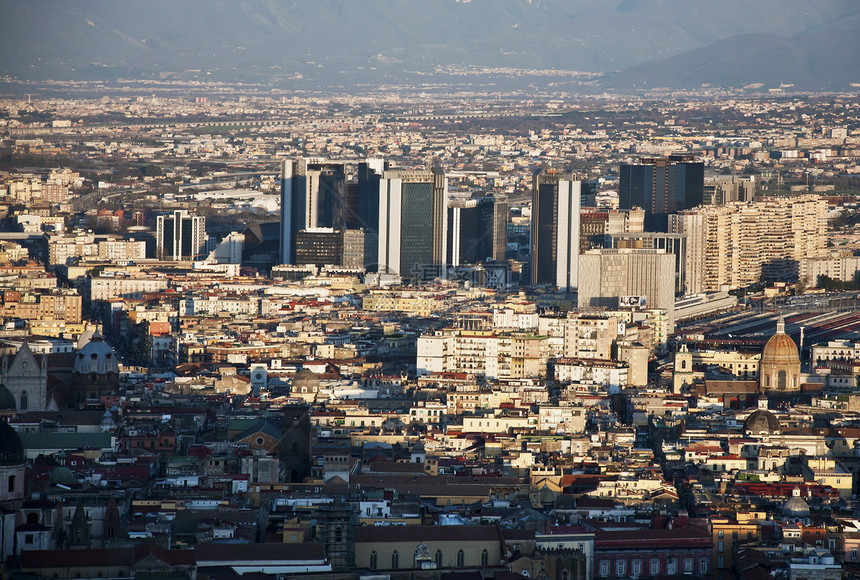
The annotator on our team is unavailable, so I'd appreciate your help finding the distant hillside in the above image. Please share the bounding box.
[604,23,860,91]
[1,0,858,91]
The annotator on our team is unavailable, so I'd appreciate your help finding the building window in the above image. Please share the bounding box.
[20,390,27,411]
[370,551,377,570]
[667,558,677,575]
[334,527,342,543]
[718,530,724,539]
[616,559,626,577]
[650,559,660,575]
[481,549,489,567]
[457,549,465,567]
[631,559,642,576]
[718,541,724,552]
[700,559,709,574]
[392,550,399,569]
[435,550,443,568]
[24,534,33,544]
[600,560,610,577]
[684,557,693,573]
[8,475,15,494]
[718,555,725,568]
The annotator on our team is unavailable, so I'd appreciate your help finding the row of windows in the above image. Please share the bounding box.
[369,549,488,570]
[598,556,708,577]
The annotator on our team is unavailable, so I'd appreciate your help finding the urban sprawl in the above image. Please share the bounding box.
[0,88,860,579]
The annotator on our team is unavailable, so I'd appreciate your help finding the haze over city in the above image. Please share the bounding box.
[1,2,860,580]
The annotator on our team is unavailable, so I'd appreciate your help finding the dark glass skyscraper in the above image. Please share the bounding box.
[377,168,447,282]
[619,155,704,231]
[447,194,508,266]
[355,159,387,271]
[280,159,346,264]
[156,210,206,261]
[530,168,581,291]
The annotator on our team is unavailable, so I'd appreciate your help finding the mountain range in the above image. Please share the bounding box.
[1,0,858,92]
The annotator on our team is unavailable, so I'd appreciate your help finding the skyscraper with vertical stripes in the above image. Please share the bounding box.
[530,168,581,291]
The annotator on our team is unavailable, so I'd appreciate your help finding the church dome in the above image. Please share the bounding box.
[292,369,319,392]
[50,466,77,486]
[743,409,781,435]
[761,316,800,366]
[782,487,811,519]
[73,331,120,376]
[761,332,800,365]
[760,316,802,392]
[0,421,25,465]
[0,384,16,411]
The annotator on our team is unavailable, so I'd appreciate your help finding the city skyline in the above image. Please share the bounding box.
[1,4,860,577]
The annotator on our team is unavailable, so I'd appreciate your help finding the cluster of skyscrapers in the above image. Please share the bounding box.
[279,159,507,282]
[278,154,825,315]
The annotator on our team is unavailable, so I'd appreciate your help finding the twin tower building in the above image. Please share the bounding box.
[279,159,506,281]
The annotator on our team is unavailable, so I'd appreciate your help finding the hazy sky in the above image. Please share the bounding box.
[1,1,858,91]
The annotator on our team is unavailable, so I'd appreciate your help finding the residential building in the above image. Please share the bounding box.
[672,195,826,292]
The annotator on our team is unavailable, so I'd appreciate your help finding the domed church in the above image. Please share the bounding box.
[759,316,801,392]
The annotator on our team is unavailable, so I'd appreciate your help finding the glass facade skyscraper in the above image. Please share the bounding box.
[619,155,704,232]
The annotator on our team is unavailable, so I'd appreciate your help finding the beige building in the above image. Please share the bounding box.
[89,274,168,301]
[712,514,768,574]
[802,457,853,498]
[578,248,676,331]
[800,251,860,284]
[417,328,548,380]
[564,314,619,360]
[672,195,826,292]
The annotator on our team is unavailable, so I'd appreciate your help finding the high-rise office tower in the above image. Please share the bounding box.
[619,155,704,231]
[377,167,447,281]
[578,248,677,330]
[447,194,507,266]
[609,231,687,296]
[295,228,344,267]
[156,210,207,261]
[280,159,347,264]
[530,168,581,291]
[355,159,388,271]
